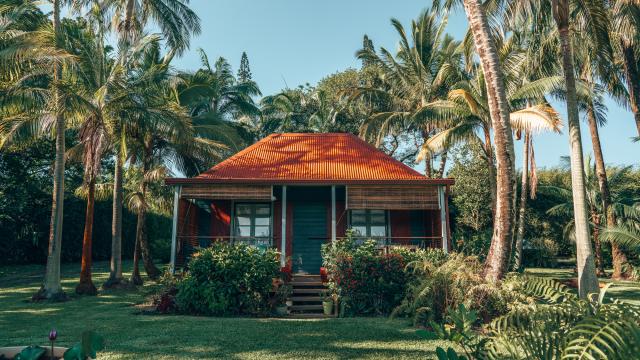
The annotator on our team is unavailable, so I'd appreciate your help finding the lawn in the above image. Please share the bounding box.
[0,261,453,360]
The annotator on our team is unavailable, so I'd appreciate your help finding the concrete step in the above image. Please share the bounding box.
[287,313,336,319]
[290,281,324,287]
[292,288,327,294]
[290,304,323,311]
[291,296,322,302]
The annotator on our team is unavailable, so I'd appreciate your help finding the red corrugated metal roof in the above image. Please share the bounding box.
[167,133,453,185]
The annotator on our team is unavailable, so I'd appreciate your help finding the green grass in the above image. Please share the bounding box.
[0,261,453,359]
[525,267,640,305]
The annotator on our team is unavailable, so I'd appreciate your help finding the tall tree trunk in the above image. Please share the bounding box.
[438,151,448,178]
[105,150,124,287]
[591,211,605,276]
[621,40,640,136]
[76,179,98,295]
[130,227,143,285]
[34,0,65,301]
[553,0,600,298]
[463,0,517,282]
[483,124,497,217]
[586,105,628,279]
[422,130,433,178]
[514,132,530,271]
[138,145,161,280]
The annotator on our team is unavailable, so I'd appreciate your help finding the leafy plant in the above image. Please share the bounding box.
[175,243,280,316]
[63,331,105,360]
[423,304,489,360]
[482,276,640,359]
[13,346,45,360]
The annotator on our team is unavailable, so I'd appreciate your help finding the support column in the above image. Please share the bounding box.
[331,185,336,242]
[169,185,181,274]
[281,185,287,267]
[438,185,449,253]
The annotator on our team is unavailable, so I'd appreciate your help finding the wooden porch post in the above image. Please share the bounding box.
[281,185,287,267]
[169,185,181,274]
[438,185,449,253]
[331,185,336,242]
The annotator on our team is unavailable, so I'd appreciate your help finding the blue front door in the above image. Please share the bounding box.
[292,202,326,274]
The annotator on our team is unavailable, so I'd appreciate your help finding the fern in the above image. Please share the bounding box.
[520,276,577,303]
[562,317,640,360]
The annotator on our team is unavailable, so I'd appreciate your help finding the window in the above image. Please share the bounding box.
[350,209,388,237]
[234,203,271,238]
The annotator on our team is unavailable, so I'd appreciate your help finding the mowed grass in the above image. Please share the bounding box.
[0,261,454,360]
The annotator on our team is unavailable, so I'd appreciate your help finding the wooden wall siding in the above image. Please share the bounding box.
[210,200,231,238]
[177,199,198,266]
[347,185,439,210]
[180,184,272,200]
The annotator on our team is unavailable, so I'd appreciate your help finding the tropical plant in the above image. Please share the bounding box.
[355,7,465,177]
[482,276,640,359]
[602,203,640,254]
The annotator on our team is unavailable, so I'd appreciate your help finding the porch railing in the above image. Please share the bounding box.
[178,235,275,249]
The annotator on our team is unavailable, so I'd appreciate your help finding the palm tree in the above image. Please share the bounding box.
[355,8,464,178]
[100,0,201,286]
[507,0,610,298]
[602,203,640,255]
[0,0,72,300]
[125,41,227,282]
[609,0,640,136]
[434,0,518,281]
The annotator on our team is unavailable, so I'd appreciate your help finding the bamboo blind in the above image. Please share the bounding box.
[347,185,440,210]
[180,184,272,200]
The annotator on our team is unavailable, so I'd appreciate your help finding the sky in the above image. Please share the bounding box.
[62,0,639,169]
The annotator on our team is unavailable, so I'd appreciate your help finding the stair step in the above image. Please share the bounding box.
[287,313,336,319]
[290,304,323,311]
[292,288,327,294]
[290,281,324,287]
[291,296,322,302]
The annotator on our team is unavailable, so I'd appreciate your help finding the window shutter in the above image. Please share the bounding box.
[346,185,439,210]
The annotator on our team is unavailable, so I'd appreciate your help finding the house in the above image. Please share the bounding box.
[166,133,454,274]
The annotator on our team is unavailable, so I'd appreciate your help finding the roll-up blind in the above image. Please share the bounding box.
[180,184,272,200]
[347,185,439,210]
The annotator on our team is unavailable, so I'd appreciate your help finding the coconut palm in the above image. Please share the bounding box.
[432,0,518,281]
[506,0,613,298]
[125,40,227,282]
[95,0,200,287]
[609,0,640,137]
[355,8,465,177]
[0,0,76,300]
[602,203,640,255]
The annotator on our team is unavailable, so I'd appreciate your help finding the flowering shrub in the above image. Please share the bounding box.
[322,234,409,316]
[175,243,280,316]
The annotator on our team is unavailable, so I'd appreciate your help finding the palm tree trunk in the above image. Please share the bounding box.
[138,145,161,280]
[591,212,605,276]
[34,0,65,301]
[621,39,640,136]
[483,124,497,218]
[514,132,530,271]
[463,0,517,281]
[130,226,143,285]
[438,151,447,178]
[105,150,124,287]
[422,130,433,178]
[553,0,600,298]
[76,179,98,295]
[586,105,628,279]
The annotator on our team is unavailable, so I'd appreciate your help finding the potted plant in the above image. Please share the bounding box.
[274,284,292,316]
[321,293,334,316]
[0,330,104,360]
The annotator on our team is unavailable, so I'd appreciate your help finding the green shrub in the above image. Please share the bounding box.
[392,254,522,325]
[175,243,279,316]
[322,236,409,316]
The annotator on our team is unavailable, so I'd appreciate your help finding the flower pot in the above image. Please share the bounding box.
[275,305,288,316]
[322,300,333,316]
[0,346,95,359]
[285,300,293,307]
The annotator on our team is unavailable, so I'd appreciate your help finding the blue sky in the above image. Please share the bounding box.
[64,0,639,169]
